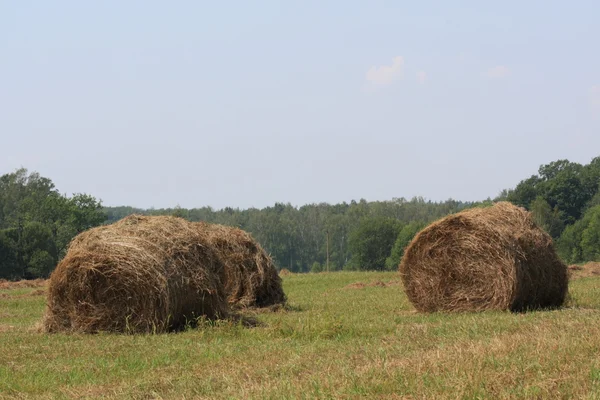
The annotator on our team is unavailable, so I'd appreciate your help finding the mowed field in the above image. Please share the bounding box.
[2,270,600,399]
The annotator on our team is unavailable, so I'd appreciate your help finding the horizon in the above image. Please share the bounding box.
[102,194,477,211]
[7,154,598,211]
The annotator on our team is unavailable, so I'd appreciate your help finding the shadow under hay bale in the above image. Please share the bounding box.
[196,222,286,308]
[400,202,568,313]
[43,215,228,334]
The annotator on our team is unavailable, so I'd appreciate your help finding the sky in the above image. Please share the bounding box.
[1,1,599,209]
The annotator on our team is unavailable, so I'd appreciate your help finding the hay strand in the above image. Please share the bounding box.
[197,222,286,308]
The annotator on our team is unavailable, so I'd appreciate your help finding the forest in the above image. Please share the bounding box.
[1,156,599,279]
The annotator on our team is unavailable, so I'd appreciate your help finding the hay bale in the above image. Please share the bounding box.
[43,215,228,333]
[400,202,568,312]
[196,222,286,308]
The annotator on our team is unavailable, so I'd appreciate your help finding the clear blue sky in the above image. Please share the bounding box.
[1,1,599,209]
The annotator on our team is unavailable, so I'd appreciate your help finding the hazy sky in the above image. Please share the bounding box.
[2,1,599,209]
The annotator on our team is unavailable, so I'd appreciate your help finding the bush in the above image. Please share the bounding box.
[557,205,600,263]
[311,262,323,273]
[385,222,425,270]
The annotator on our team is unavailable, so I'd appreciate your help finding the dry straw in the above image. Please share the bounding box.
[196,222,286,308]
[43,215,228,333]
[400,202,568,312]
[0,279,46,290]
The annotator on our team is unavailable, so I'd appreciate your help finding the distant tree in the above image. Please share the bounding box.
[27,250,55,279]
[385,221,426,270]
[494,189,512,201]
[0,230,19,279]
[102,197,473,272]
[68,193,105,232]
[310,262,323,273]
[21,221,54,278]
[508,176,540,210]
[348,218,402,271]
[584,191,600,212]
[0,169,105,279]
[538,160,574,181]
[581,208,600,261]
[171,205,188,219]
[557,205,600,263]
[530,196,564,238]
[538,162,589,225]
[583,156,600,199]
[508,159,597,233]
[557,221,585,264]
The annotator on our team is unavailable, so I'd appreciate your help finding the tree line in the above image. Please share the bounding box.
[104,198,475,273]
[1,155,599,279]
[0,169,104,279]
[506,157,600,263]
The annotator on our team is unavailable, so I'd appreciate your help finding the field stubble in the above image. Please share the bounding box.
[1,270,600,399]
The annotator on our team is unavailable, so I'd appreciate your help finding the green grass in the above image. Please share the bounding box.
[2,272,600,399]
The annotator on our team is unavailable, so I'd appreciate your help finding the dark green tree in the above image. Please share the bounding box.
[508,159,598,234]
[0,230,19,279]
[68,194,105,233]
[557,205,600,263]
[538,162,589,225]
[348,218,402,271]
[20,221,54,278]
[508,176,540,210]
[530,196,564,238]
[0,169,105,279]
[385,221,426,270]
[581,208,600,262]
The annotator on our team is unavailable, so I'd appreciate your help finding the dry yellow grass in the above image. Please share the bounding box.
[0,279,46,290]
[569,262,600,279]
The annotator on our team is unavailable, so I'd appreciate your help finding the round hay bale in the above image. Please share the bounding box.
[43,215,228,333]
[400,202,568,312]
[196,222,286,308]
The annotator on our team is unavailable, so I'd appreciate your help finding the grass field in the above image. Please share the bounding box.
[2,271,600,399]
